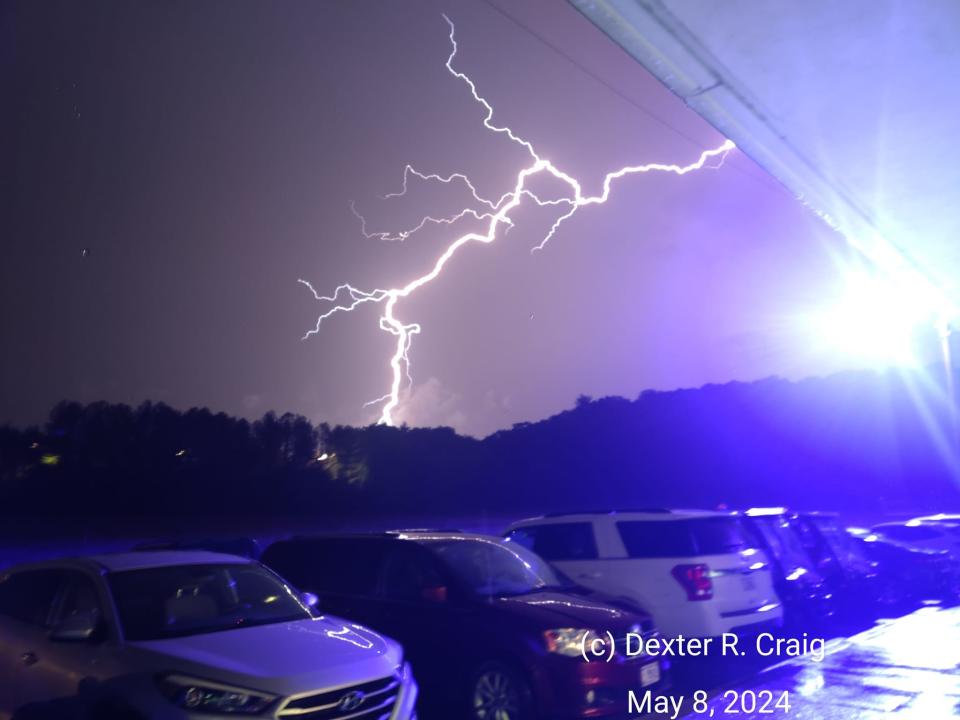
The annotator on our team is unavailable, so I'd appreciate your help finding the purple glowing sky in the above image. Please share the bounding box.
[2,0,870,436]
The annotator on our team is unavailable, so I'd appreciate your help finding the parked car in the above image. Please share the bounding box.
[791,512,888,620]
[262,531,667,720]
[0,551,417,720]
[871,519,960,558]
[849,527,960,606]
[503,510,782,639]
[738,509,835,629]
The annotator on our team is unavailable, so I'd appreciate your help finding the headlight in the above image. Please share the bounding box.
[157,674,276,715]
[543,628,595,657]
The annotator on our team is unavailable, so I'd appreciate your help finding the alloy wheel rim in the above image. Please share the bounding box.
[473,669,521,720]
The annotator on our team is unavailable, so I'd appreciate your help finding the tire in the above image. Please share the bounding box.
[468,661,536,720]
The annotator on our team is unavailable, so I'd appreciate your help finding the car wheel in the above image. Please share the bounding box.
[469,661,535,720]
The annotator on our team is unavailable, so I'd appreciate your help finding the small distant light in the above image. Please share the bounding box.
[317,453,329,462]
[30,442,39,450]
[264,595,279,604]
[40,454,60,466]
[175,449,187,457]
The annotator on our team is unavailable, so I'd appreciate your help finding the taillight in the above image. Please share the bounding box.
[671,564,713,601]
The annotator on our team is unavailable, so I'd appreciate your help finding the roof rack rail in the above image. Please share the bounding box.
[385,528,463,534]
[543,508,672,517]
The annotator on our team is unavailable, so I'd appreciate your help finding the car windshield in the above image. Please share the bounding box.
[428,538,564,598]
[811,518,869,565]
[108,563,311,641]
[749,516,810,570]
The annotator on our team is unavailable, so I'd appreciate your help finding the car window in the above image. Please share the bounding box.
[260,542,311,587]
[880,525,942,542]
[313,541,388,595]
[810,518,868,564]
[618,522,695,557]
[0,569,64,628]
[264,540,388,595]
[747,516,810,569]
[618,518,748,558]
[792,519,829,561]
[107,563,310,641]
[504,527,536,551]
[56,572,103,626]
[526,523,598,561]
[380,548,444,602]
[427,538,563,597]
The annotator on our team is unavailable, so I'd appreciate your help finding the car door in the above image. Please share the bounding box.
[0,569,63,715]
[302,539,391,629]
[374,544,464,697]
[19,570,112,706]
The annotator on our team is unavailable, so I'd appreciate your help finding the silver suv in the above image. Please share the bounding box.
[0,551,417,719]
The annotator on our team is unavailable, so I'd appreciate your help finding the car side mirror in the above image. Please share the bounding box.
[300,591,319,610]
[51,610,101,642]
[420,585,448,604]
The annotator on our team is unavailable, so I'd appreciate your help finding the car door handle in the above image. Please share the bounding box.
[577,572,602,580]
[20,652,38,666]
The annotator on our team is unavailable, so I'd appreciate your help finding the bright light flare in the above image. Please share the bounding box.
[813,271,947,367]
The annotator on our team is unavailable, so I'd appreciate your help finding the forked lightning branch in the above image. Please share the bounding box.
[299,15,734,426]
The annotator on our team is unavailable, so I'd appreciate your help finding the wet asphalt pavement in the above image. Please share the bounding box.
[676,606,960,719]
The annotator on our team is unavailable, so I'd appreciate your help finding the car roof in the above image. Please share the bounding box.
[742,507,789,517]
[871,521,935,530]
[912,514,960,523]
[508,509,733,526]
[277,531,498,545]
[90,551,252,571]
[7,551,252,575]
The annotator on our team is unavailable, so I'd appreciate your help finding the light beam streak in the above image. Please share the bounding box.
[301,15,734,426]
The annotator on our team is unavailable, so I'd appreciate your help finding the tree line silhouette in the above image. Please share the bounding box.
[1,367,959,535]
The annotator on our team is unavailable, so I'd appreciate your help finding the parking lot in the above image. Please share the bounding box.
[676,606,960,719]
[3,512,960,720]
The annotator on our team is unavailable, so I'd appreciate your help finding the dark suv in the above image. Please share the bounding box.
[738,509,835,630]
[262,531,668,720]
[791,512,888,621]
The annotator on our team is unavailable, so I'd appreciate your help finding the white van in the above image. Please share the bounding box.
[504,510,782,639]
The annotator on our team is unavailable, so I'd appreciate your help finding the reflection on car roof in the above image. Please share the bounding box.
[88,551,251,572]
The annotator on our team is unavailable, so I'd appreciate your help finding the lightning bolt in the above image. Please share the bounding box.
[300,15,734,427]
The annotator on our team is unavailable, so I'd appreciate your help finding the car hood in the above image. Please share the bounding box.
[490,590,644,631]
[127,615,402,697]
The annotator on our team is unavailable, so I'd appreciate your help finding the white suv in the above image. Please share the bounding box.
[504,510,782,639]
[0,551,417,720]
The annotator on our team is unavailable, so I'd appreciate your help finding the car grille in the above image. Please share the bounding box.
[276,674,400,720]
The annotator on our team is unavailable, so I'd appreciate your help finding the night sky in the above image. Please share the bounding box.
[2,0,861,436]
